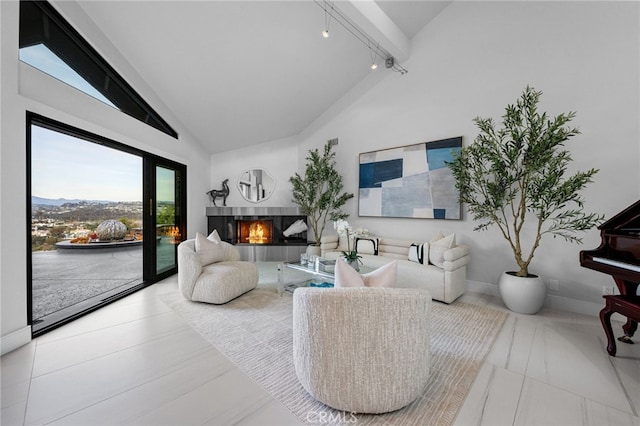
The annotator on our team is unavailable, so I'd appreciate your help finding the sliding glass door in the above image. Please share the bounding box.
[28,113,186,336]
[146,162,186,279]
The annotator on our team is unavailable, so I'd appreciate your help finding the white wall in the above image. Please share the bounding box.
[3,1,639,351]
[210,136,301,208]
[1,1,211,352]
[212,1,640,312]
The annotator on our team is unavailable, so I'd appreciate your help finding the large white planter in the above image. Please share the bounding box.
[498,271,546,314]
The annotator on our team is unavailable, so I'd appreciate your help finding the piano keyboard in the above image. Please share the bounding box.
[592,257,640,273]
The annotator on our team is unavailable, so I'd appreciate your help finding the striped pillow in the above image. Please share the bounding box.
[408,242,428,264]
[355,237,379,255]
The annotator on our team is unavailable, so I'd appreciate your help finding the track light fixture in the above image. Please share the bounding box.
[385,57,394,68]
[321,0,334,38]
[314,0,408,75]
[369,41,379,70]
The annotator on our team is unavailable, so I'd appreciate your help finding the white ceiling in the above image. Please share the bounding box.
[376,1,451,39]
[76,1,450,154]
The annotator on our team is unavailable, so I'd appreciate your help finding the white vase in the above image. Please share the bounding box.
[498,271,546,314]
[306,245,321,257]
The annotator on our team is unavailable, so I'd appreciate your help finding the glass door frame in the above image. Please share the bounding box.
[143,158,186,282]
[27,112,187,336]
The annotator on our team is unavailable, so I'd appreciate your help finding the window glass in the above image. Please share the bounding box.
[20,44,117,108]
[28,113,186,336]
[30,123,143,334]
[20,1,178,138]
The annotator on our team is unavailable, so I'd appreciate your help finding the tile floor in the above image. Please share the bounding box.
[2,264,639,426]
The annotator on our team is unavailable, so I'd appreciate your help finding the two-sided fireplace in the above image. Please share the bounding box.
[206,206,309,262]
[236,220,273,244]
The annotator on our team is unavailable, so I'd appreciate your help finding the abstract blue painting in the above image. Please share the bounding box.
[358,137,462,219]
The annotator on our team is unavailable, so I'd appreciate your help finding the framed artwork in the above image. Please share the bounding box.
[358,137,462,220]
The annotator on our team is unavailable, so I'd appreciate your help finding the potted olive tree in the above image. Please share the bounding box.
[289,142,354,255]
[448,86,603,314]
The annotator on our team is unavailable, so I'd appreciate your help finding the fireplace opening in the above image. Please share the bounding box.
[237,219,273,244]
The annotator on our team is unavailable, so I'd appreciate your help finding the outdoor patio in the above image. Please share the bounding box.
[32,245,146,323]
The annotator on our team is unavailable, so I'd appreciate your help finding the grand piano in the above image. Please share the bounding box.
[580,199,640,356]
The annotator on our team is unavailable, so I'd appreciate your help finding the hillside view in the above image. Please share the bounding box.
[31,196,174,252]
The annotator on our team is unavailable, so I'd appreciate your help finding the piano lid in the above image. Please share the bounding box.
[599,199,640,232]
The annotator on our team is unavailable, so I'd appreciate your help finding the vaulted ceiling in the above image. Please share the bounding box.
[76,1,451,153]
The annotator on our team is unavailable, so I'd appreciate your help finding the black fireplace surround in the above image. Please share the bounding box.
[206,206,308,246]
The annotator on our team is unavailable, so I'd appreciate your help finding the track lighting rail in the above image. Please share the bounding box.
[314,0,408,75]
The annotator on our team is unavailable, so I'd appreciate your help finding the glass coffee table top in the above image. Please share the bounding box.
[277,260,371,294]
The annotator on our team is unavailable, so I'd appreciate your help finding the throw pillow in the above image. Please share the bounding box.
[431,231,445,242]
[207,229,222,243]
[429,233,456,268]
[355,237,379,255]
[195,232,225,265]
[334,258,397,288]
[408,242,428,264]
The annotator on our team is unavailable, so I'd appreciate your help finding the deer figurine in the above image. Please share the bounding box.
[207,179,230,206]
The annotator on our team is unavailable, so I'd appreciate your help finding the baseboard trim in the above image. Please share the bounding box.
[467,280,500,297]
[467,280,603,317]
[1,326,31,355]
[544,294,604,318]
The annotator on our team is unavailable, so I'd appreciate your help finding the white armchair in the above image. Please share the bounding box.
[177,239,258,304]
[293,287,431,413]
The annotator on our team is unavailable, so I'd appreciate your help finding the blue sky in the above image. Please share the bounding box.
[31,126,143,202]
[24,45,175,203]
[156,166,175,203]
[20,44,117,108]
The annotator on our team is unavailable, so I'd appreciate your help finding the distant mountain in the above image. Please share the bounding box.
[32,196,114,206]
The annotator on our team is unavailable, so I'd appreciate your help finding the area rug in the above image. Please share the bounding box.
[160,264,507,425]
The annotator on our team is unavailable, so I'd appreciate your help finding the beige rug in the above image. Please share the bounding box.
[161,264,507,425]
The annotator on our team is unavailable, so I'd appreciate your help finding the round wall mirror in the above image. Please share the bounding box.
[237,169,275,203]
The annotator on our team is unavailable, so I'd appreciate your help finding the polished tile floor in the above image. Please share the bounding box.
[2,264,639,425]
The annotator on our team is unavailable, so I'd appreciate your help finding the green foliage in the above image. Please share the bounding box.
[289,143,354,245]
[31,235,59,252]
[49,226,66,239]
[119,217,134,231]
[156,204,175,226]
[448,86,604,277]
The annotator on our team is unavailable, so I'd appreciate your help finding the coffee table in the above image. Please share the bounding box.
[277,260,371,295]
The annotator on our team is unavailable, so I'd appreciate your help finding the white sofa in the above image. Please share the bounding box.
[320,235,470,303]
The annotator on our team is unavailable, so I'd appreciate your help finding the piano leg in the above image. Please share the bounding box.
[613,279,638,298]
[621,318,638,342]
[612,278,640,344]
[599,303,617,356]
[600,295,640,355]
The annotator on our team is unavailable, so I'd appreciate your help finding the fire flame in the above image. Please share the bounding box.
[167,226,181,243]
[248,222,266,244]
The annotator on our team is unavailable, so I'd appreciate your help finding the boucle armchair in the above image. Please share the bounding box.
[293,287,431,414]
[177,239,258,304]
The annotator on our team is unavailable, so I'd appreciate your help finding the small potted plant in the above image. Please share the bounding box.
[289,142,354,255]
[333,219,364,270]
[448,86,603,314]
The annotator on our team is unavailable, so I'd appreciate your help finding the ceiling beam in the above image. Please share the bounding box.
[336,0,410,63]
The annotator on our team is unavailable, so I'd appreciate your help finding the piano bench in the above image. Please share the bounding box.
[600,295,640,356]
